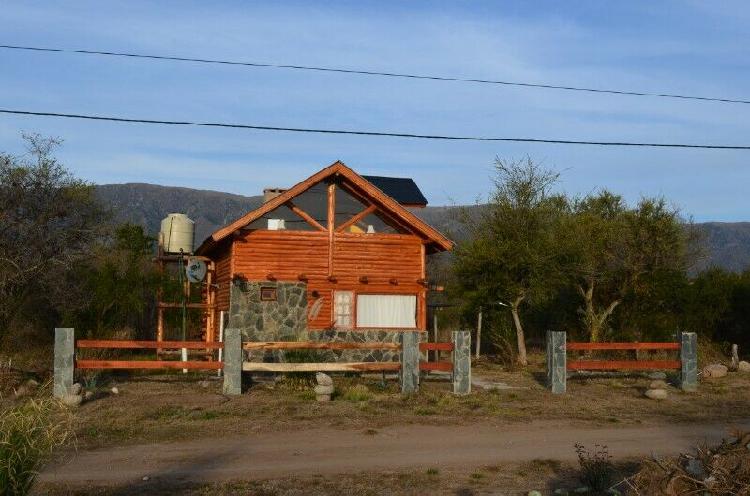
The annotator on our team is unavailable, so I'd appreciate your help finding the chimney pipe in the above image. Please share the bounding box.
[263,187,286,203]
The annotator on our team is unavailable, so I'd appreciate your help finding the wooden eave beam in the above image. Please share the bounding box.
[337,181,417,237]
[286,201,326,231]
[336,204,377,233]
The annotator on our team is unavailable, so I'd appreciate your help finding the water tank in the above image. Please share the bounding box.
[160,213,195,254]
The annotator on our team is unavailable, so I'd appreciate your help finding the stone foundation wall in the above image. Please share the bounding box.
[229,280,307,362]
[229,280,422,363]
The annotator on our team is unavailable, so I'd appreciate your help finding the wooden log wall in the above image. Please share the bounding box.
[229,229,428,330]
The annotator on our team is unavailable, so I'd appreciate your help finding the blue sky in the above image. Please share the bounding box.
[1,1,749,220]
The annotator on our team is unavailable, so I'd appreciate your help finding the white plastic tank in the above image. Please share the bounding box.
[160,213,195,254]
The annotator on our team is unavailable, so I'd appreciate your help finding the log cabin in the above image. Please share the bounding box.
[196,161,452,360]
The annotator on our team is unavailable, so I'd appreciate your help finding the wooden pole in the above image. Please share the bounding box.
[327,181,335,277]
[217,310,225,377]
[475,309,482,359]
[432,310,438,362]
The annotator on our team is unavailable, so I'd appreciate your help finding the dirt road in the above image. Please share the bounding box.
[40,420,748,487]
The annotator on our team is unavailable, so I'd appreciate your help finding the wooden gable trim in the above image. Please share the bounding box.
[200,161,453,252]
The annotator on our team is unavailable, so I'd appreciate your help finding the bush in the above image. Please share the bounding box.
[0,398,73,495]
[341,385,372,402]
[574,443,615,492]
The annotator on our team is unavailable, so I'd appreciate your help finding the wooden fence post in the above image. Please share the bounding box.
[680,332,698,392]
[452,330,472,395]
[53,328,74,399]
[546,331,567,394]
[223,328,242,395]
[400,331,420,394]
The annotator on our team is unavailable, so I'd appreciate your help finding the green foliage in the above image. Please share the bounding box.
[0,398,73,496]
[69,223,158,338]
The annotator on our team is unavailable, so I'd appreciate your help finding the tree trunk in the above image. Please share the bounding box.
[510,295,528,366]
[578,281,621,343]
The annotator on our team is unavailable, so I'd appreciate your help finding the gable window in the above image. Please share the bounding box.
[333,291,354,328]
[356,294,416,328]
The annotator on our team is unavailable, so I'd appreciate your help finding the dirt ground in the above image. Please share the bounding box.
[5,353,750,495]
[37,421,748,495]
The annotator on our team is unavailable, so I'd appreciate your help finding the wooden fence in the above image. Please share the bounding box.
[545,331,698,394]
[53,328,472,399]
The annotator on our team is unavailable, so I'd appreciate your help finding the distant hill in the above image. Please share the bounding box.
[95,183,750,273]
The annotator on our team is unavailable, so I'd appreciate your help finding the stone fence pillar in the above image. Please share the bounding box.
[223,327,242,395]
[546,331,567,394]
[680,331,698,392]
[452,330,471,395]
[400,331,420,394]
[53,328,75,399]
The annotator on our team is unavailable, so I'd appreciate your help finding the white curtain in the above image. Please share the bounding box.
[356,294,416,328]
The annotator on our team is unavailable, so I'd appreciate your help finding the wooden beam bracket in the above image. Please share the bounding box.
[286,200,326,231]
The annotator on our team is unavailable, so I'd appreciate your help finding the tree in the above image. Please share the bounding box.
[72,224,158,337]
[566,192,690,342]
[0,134,107,344]
[452,157,567,365]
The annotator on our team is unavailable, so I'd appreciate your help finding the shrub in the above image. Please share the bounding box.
[0,398,73,495]
[574,443,615,492]
[341,385,372,402]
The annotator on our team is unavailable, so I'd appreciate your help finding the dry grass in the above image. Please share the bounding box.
[45,351,750,450]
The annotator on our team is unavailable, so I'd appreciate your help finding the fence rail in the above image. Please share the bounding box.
[53,328,473,399]
[545,331,698,394]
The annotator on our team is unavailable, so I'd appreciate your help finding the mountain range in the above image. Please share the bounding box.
[95,183,750,273]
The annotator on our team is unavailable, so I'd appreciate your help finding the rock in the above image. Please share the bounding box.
[14,385,30,398]
[528,491,542,496]
[645,388,668,400]
[69,383,82,395]
[142,476,149,481]
[25,378,39,389]
[84,391,94,401]
[649,380,669,389]
[315,394,331,402]
[61,393,83,407]
[738,361,750,373]
[702,364,728,378]
[199,380,211,388]
[314,384,334,395]
[685,458,707,479]
[316,372,333,386]
[110,386,119,395]
[647,371,667,380]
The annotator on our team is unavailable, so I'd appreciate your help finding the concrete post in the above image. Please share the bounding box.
[452,330,472,395]
[400,331,420,394]
[53,328,74,399]
[222,327,242,395]
[546,331,567,394]
[680,332,698,392]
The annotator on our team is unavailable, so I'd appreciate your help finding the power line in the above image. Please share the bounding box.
[2,44,748,105]
[1,107,749,150]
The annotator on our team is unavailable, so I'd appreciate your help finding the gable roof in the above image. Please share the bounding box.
[361,175,428,207]
[196,161,453,254]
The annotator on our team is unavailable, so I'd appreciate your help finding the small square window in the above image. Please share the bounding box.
[260,287,277,301]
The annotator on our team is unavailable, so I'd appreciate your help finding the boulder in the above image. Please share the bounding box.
[738,361,750,373]
[315,394,331,402]
[25,378,39,389]
[84,391,94,401]
[314,384,334,395]
[649,380,669,389]
[684,458,707,479]
[316,372,333,386]
[61,393,83,407]
[645,388,668,400]
[702,364,728,379]
[69,383,83,395]
[110,386,120,395]
[527,491,542,496]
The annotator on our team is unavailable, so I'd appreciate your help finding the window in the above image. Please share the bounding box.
[333,291,354,328]
[260,287,277,301]
[356,294,416,328]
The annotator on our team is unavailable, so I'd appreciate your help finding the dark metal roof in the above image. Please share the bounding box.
[362,175,428,206]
